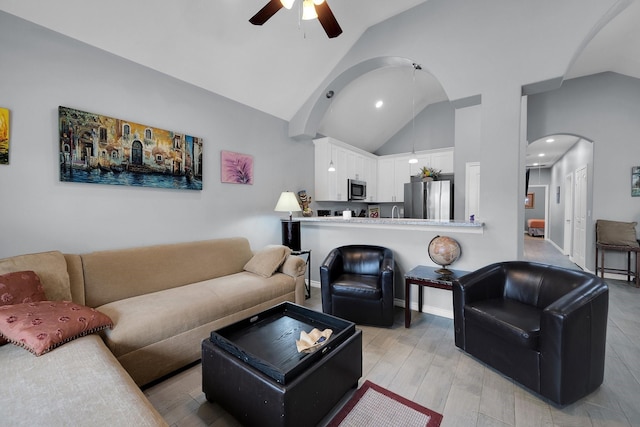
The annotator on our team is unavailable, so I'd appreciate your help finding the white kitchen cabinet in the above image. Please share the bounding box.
[314,138,346,201]
[393,156,411,203]
[376,158,394,202]
[377,156,410,203]
[407,149,454,176]
[314,137,375,201]
[315,137,452,203]
[409,153,431,176]
[430,149,454,174]
[364,157,377,202]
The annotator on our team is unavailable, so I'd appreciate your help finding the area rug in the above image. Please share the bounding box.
[327,380,443,427]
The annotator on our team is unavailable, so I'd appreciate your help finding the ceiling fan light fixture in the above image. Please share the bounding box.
[302,0,318,20]
[280,0,295,9]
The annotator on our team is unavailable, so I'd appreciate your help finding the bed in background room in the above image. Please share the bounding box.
[527,218,545,237]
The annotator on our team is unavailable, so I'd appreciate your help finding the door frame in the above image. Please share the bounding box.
[563,172,573,256]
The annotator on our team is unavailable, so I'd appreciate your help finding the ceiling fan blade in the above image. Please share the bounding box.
[315,1,343,38]
[249,0,284,26]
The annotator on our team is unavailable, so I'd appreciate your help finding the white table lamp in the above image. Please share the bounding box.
[274,191,302,250]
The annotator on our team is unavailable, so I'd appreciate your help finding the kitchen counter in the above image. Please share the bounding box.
[297,217,484,234]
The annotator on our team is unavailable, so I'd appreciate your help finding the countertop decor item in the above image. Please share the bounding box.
[418,166,440,181]
[428,235,461,275]
[297,189,313,217]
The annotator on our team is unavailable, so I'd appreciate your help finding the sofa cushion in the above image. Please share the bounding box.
[243,245,291,278]
[596,220,639,247]
[0,301,113,356]
[0,334,167,426]
[82,237,254,307]
[465,298,542,350]
[97,271,296,358]
[0,251,72,301]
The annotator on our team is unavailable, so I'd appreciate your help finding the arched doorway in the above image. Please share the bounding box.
[525,134,594,270]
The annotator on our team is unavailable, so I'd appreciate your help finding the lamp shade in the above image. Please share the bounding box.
[301,0,318,20]
[280,0,295,9]
[274,191,302,217]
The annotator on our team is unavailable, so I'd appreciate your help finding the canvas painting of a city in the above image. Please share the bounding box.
[0,107,9,165]
[59,106,203,190]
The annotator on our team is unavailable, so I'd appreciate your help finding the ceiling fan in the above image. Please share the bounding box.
[249,0,343,38]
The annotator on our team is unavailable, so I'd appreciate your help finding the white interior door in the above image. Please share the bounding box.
[563,173,573,256]
[572,166,587,269]
[465,162,481,221]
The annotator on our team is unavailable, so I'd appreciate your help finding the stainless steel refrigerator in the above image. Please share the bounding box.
[404,180,453,219]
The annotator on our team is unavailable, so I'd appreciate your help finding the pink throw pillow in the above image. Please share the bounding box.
[0,271,47,345]
[0,301,113,356]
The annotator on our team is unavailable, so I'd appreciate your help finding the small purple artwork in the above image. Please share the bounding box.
[221,150,253,184]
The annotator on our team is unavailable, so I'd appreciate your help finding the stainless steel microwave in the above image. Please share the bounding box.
[348,179,367,201]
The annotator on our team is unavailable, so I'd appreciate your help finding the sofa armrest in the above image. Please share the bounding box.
[279,255,306,278]
[540,280,609,405]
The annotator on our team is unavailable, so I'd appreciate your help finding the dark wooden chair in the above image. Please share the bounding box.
[595,220,640,287]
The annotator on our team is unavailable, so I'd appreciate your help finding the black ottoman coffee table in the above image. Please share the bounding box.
[202,302,362,427]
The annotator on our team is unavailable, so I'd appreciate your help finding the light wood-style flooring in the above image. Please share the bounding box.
[144,236,640,426]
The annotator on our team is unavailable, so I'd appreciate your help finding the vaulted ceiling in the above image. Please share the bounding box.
[2,0,639,156]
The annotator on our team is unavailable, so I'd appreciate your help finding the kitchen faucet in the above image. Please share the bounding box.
[391,205,398,219]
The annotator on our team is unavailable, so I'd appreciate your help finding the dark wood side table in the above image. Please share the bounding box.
[404,265,469,328]
[291,250,311,299]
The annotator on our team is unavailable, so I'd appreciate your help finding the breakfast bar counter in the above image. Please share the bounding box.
[297,217,484,234]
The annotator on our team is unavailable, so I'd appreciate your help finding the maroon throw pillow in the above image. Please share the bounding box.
[0,271,47,345]
[0,301,113,356]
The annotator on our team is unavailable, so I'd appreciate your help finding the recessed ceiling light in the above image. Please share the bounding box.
[375,100,384,109]
[546,138,555,143]
[532,163,539,166]
[538,153,545,157]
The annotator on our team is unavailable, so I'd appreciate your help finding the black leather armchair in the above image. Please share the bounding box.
[320,245,394,327]
[453,261,608,406]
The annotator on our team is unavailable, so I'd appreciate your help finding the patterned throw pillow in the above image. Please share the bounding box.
[0,271,47,345]
[0,301,113,356]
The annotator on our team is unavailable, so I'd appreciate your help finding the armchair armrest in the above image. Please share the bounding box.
[453,262,506,349]
[380,250,394,273]
[320,249,343,313]
[539,279,608,405]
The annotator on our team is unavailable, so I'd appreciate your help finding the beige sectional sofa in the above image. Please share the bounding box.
[0,237,306,426]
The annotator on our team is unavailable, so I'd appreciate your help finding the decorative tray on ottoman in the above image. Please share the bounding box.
[208,301,355,384]
[202,301,362,427]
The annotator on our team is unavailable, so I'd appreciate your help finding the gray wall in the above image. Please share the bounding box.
[375,100,455,156]
[548,139,593,250]
[524,186,547,233]
[0,12,314,258]
[528,72,640,272]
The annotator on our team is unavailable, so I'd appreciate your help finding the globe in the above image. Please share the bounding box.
[428,235,461,275]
